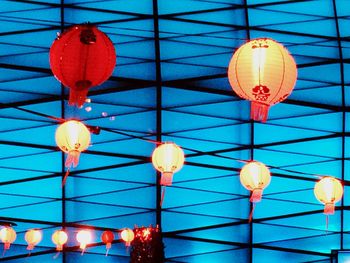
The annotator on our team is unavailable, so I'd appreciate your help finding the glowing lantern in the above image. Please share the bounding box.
[76,230,92,254]
[120,228,134,247]
[50,24,116,108]
[55,120,91,169]
[52,229,68,251]
[240,161,271,203]
[0,227,16,250]
[101,230,114,256]
[152,142,185,186]
[228,38,297,122]
[314,176,343,215]
[25,229,42,251]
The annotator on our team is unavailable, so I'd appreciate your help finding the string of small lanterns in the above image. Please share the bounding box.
[0,226,135,255]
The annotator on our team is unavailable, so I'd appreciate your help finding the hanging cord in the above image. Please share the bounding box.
[249,203,256,223]
[160,186,166,207]
[325,215,329,234]
[61,169,70,187]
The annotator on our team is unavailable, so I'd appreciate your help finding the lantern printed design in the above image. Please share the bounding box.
[55,120,91,168]
[240,161,271,203]
[152,143,185,186]
[228,38,297,122]
[76,230,92,254]
[25,229,42,251]
[50,24,116,107]
[0,227,16,250]
[120,228,134,247]
[314,177,343,215]
[101,230,114,255]
[52,230,68,251]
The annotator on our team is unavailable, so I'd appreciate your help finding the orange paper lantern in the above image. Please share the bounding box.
[314,176,343,215]
[25,229,42,251]
[152,142,185,186]
[228,38,297,122]
[240,161,271,203]
[52,229,68,251]
[120,228,134,247]
[0,227,16,250]
[55,120,91,168]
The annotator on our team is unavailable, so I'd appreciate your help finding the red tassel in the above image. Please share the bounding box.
[160,172,173,186]
[324,203,335,215]
[65,150,80,168]
[69,80,91,108]
[250,188,263,203]
[251,102,270,122]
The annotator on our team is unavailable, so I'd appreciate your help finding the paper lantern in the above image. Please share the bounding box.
[152,142,185,186]
[25,229,42,251]
[50,24,116,107]
[101,230,114,255]
[228,38,297,122]
[55,120,91,168]
[314,176,343,215]
[76,230,92,253]
[52,230,68,251]
[120,228,134,247]
[0,227,16,250]
[240,161,271,203]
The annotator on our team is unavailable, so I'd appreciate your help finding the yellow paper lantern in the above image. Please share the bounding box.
[314,176,343,215]
[52,229,68,251]
[0,227,16,250]
[55,120,91,168]
[120,228,134,247]
[228,38,297,122]
[240,161,271,203]
[25,229,42,251]
[152,142,185,186]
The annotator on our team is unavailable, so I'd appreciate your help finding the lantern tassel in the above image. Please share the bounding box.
[53,251,60,259]
[325,215,329,234]
[251,102,270,122]
[324,203,335,215]
[105,242,111,256]
[69,81,91,108]
[250,188,263,203]
[161,172,173,186]
[65,150,80,168]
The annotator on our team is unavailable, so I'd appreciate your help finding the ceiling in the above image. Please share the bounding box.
[0,0,349,262]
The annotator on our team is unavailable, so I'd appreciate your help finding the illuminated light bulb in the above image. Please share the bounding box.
[120,228,134,247]
[0,227,16,250]
[52,230,68,251]
[76,230,92,254]
[25,229,42,251]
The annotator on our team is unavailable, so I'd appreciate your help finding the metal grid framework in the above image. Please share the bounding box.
[0,0,349,262]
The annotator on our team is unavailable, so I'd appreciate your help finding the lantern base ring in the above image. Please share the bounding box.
[250,188,263,203]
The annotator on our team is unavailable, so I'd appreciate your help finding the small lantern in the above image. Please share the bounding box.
[25,229,42,251]
[50,24,116,108]
[55,120,91,169]
[101,230,114,256]
[152,142,185,186]
[120,228,134,247]
[240,161,271,203]
[314,176,343,215]
[76,230,92,254]
[52,230,68,251]
[228,38,297,122]
[0,227,16,250]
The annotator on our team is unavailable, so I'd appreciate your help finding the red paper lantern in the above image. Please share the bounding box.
[50,24,116,107]
[228,38,297,122]
[101,230,114,255]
